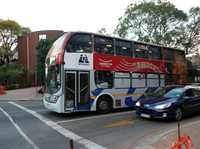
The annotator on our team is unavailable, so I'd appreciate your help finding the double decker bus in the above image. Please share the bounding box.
[43,32,187,113]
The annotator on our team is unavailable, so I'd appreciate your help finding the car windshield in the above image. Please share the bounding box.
[46,65,61,94]
[163,88,184,98]
[145,87,167,97]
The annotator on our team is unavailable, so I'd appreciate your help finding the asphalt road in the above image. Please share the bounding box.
[0,100,200,149]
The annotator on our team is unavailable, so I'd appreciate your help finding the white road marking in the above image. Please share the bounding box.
[9,102,106,149]
[0,106,40,149]
[56,111,134,124]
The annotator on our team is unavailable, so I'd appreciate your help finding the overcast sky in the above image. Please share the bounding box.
[0,0,199,34]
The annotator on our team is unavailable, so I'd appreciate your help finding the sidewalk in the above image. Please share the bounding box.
[0,87,43,101]
[152,121,200,149]
[133,120,200,149]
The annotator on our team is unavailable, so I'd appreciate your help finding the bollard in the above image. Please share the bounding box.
[69,139,74,149]
[0,85,6,95]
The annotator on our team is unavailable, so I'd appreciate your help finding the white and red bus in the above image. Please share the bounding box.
[43,32,187,113]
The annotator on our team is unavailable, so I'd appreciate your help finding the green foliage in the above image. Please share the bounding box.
[0,19,31,65]
[0,63,24,87]
[97,27,110,35]
[36,39,53,85]
[115,0,188,47]
[0,20,21,65]
[21,27,31,36]
[184,7,200,53]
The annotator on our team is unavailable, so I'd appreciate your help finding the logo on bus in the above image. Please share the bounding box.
[79,54,89,65]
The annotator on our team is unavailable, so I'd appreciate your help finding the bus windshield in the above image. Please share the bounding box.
[46,65,61,94]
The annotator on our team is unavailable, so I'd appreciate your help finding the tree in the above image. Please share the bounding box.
[36,39,53,85]
[114,0,187,47]
[0,63,24,87]
[21,27,31,36]
[0,20,22,64]
[184,7,200,54]
[0,20,31,65]
[97,27,110,35]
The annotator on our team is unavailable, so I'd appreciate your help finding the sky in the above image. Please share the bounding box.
[0,0,200,34]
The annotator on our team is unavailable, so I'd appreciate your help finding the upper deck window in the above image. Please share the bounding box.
[115,40,132,57]
[65,34,92,53]
[94,36,114,55]
[135,43,148,58]
[148,46,162,60]
[164,48,174,62]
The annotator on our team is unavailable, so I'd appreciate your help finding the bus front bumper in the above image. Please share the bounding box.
[43,96,63,113]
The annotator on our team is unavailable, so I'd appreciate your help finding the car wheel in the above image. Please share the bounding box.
[175,108,182,121]
[97,96,112,114]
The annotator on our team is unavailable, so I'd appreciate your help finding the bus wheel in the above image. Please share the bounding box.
[97,96,113,114]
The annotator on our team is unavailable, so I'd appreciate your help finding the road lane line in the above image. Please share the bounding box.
[105,118,138,128]
[0,106,40,149]
[9,102,106,149]
[56,111,135,124]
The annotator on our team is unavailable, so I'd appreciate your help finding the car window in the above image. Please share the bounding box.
[164,88,184,98]
[193,89,200,97]
[184,89,194,97]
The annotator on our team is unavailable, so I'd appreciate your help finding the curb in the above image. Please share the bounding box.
[0,96,43,101]
[0,98,43,101]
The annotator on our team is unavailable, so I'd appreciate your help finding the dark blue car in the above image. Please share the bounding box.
[135,86,200,120]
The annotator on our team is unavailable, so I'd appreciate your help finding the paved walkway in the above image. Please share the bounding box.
[133,120,200,149]
[152,121,200,149]
[0,87,43,100]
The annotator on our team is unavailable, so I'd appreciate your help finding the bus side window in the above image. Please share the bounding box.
[134,43,148,59]
[95,71,113,88]
[115,39,132,57]
[65,34,92,53]
[94,36,114,55]
[148,46,162,60]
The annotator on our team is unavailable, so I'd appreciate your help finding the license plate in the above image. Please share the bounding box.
[140,113,150,118]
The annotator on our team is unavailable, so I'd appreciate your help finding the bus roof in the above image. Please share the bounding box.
[65,31,185,53]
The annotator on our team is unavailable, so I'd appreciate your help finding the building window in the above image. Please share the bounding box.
[39,34,46,40]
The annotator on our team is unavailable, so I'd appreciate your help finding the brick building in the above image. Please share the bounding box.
[18,30,64,84]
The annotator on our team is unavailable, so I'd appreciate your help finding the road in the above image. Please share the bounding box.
[0,100,200,149]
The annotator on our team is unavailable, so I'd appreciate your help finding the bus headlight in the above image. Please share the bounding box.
[51,95,60,103]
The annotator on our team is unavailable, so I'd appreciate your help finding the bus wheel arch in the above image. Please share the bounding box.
[96,94,113,114]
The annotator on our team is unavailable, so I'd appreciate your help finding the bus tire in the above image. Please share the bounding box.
[96,95,113,114]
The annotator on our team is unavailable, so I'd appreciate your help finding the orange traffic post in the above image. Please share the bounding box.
[0,85,6,95]
[171,134,195,149]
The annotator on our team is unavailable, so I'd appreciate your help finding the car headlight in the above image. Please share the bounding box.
[136,101,141,107]
[153,102,172,110]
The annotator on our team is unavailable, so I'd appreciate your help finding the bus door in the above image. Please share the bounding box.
[65,71,77,109]
[78,72,90,109]
[65,71,90,110]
